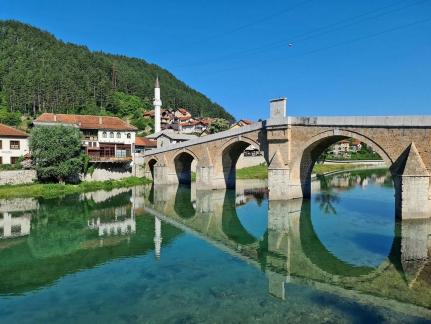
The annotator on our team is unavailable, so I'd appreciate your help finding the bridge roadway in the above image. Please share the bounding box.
[144,99,431,219]
[139,184,431,319]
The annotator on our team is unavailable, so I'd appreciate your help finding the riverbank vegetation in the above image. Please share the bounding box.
[0,177,151,199]
[235,163,385,180]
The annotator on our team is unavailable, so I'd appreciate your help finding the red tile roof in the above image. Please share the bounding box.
[34,113,137,131]
[135,137,157,147]
[239,119,253,125]
[177,108,189,115]
[180,120,209,127]
[0,123,28,138]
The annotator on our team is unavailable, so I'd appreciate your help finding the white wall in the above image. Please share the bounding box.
[0,137,29,164]
[96,130,135,145]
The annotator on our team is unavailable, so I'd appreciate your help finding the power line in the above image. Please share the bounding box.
[171,0,429,69]
[183,0,316,47]
[199,15,431,77]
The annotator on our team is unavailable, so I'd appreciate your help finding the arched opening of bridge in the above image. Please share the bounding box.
[174,152,196,185]
[222,140,267,189]
[147,159,157,180]
[299,135,391,199]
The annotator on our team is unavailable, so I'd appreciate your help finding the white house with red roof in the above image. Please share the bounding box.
[0,123,29,165]
[33,113,137,163]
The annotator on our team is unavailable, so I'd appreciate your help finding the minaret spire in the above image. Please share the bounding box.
[153,75,162,133]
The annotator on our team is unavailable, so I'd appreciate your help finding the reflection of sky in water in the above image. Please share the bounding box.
[236,200,268,240]
[311,182,395,268]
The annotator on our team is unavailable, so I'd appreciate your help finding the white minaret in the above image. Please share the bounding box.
[154,216,162,260]
[153,76,162,133]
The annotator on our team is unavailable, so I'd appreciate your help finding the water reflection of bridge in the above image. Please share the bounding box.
[142,184,431,318]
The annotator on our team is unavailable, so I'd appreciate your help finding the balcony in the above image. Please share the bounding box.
[86,144,133,163]
[88,155,133,163]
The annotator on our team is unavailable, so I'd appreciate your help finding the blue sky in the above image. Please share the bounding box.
[1,0,430,120]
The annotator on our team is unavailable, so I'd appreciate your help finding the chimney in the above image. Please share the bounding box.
[53,114,57,122]
[99,116,103,125]
[269,98,287,120]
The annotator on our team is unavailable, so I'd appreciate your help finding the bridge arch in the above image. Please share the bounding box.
[173,150,198,185]
[146,158,158,180]
[294,129,393,198]
[220,136,266,188]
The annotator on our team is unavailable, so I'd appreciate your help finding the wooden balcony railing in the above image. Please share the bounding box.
[88,156,133,162]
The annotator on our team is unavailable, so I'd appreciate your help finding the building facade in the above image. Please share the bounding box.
[33,113,137,162]
[0,123,29,165]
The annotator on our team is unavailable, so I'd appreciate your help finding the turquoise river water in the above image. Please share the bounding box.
[0,169,430,323]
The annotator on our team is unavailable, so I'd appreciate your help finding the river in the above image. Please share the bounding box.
[0,169,430,323]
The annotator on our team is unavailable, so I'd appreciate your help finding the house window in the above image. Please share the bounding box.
[0,140,2,149]
[126,133,131,139]
[0,157,2,164]
[102,132,107,138]
[110,132,114,138]
[116,132,121,138]
[11,157,20,164]
[10,141,20,150]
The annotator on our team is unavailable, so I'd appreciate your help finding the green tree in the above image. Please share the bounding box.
[109,91,150,116]
[0,92,21,126]
[209,118,230,134]
[30,126,83,183]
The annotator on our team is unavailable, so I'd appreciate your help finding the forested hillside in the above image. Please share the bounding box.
[0,20,233,126]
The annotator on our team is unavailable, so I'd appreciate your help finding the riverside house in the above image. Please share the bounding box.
[0,123,29,165]
[33,113,137,163]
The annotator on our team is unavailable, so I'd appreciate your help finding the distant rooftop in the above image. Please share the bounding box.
[146,129,197,141]
[34,113,137,131]
[135,137,157,147]
[0,123,28,138]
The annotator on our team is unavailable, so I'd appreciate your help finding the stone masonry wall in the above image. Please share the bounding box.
[0,170,37,186]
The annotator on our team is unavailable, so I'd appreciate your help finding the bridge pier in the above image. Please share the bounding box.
[393,143,431,219]
[195,165,226,190]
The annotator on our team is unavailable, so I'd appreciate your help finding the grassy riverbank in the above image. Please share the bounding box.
[236,164,269,179]
[0,177,151,199]
[235,163,383,180]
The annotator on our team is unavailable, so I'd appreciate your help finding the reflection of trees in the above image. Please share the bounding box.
[173,185,196,219]
[315,175,339,215]
[315,192,339,215]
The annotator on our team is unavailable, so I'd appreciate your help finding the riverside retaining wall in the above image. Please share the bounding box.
[0,170,37,186]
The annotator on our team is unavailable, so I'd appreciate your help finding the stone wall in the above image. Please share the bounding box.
[0,170,37,186]
[82,163,145,182]
[236,155,266,169]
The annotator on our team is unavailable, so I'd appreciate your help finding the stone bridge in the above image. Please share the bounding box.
[144,99,431,219]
